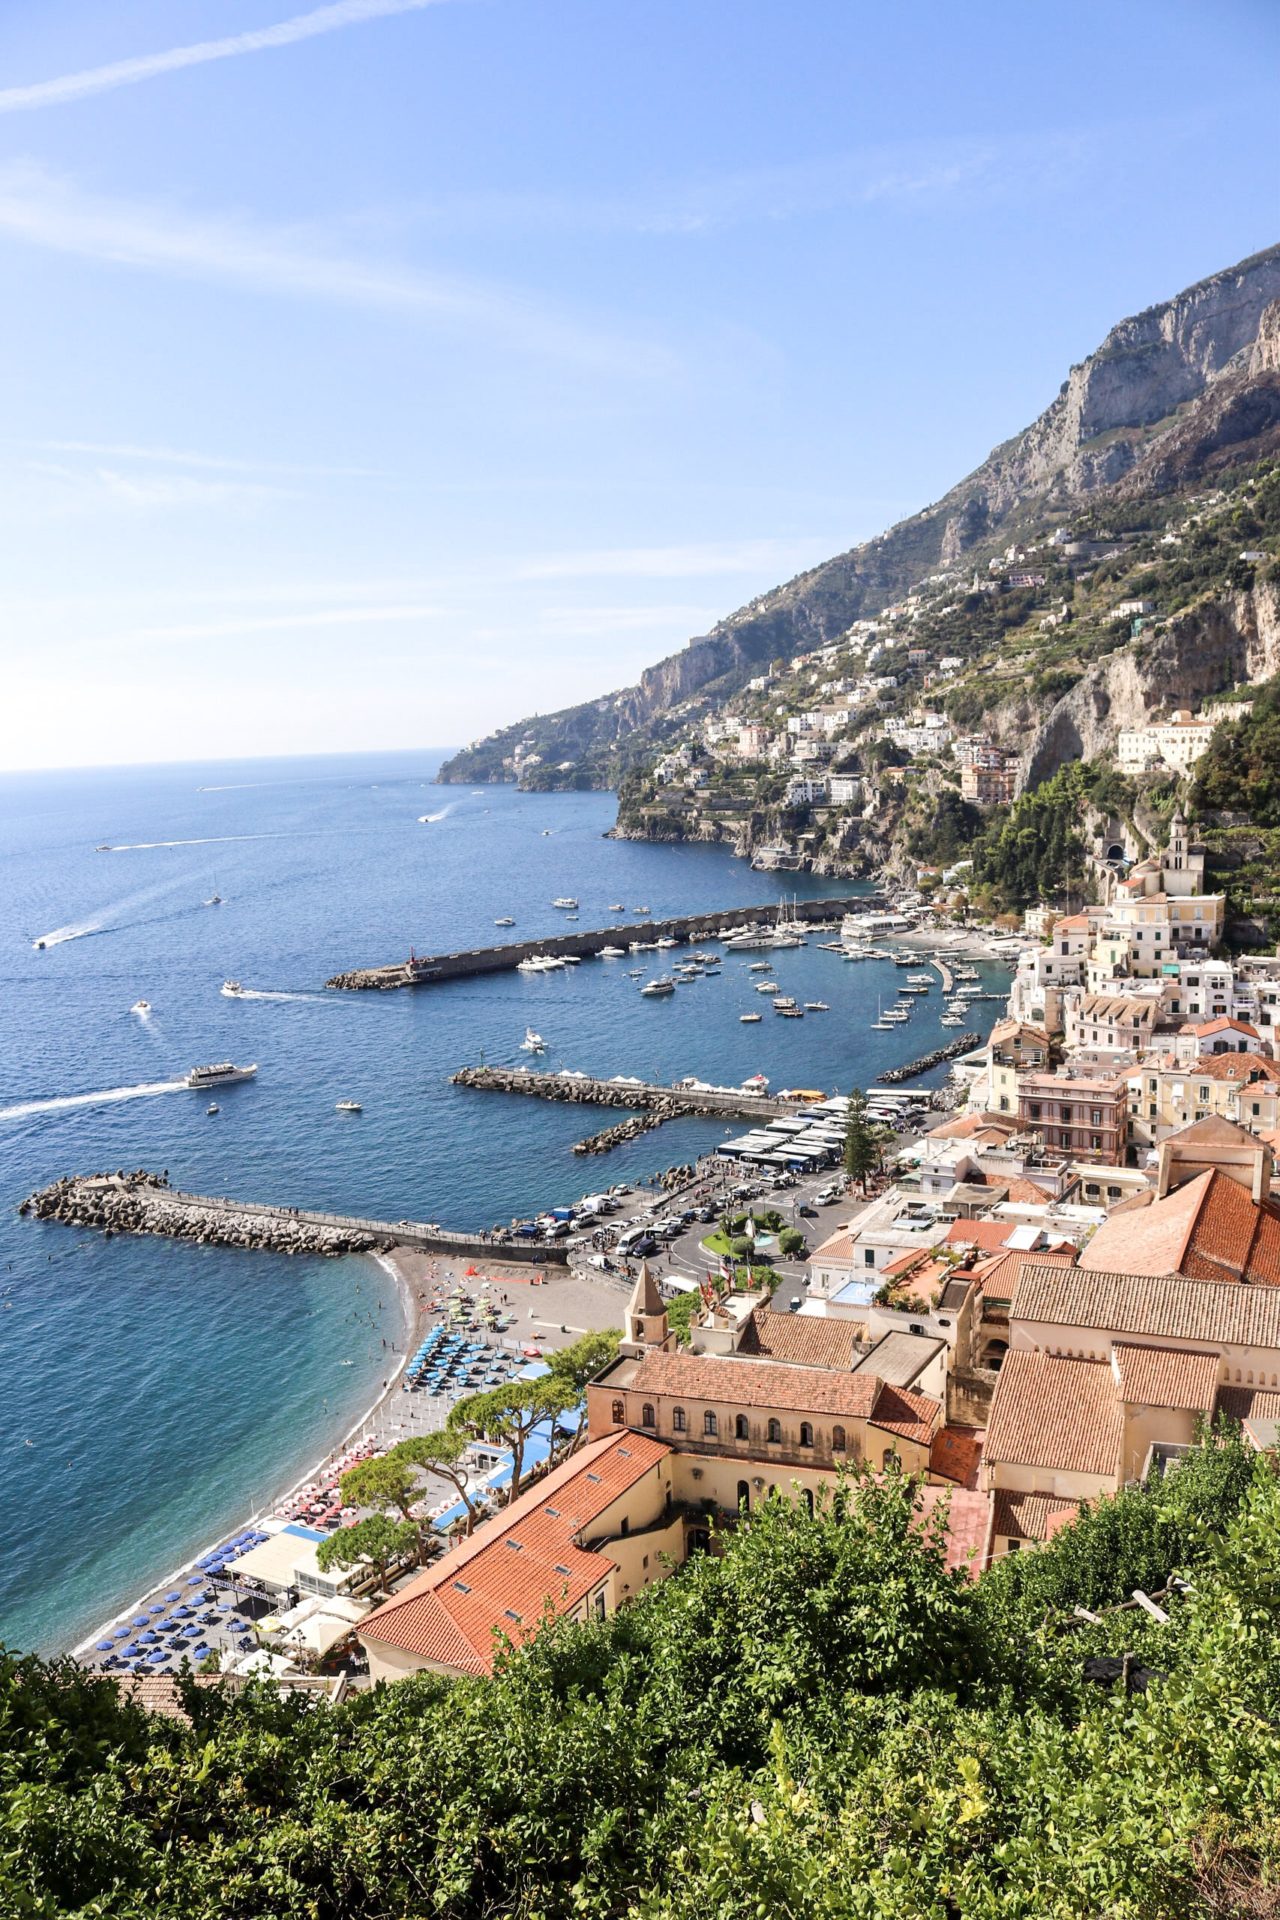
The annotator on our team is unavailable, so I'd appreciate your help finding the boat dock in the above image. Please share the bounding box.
[452,1063,800,1121]
[931,956,955,993]
[326,895,875,991]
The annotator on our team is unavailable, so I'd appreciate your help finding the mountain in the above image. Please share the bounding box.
[439,243,1280,788]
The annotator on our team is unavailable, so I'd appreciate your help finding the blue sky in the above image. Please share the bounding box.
[1,0,1277,770]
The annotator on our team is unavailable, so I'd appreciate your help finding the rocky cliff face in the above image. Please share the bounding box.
[440,242,1280,785]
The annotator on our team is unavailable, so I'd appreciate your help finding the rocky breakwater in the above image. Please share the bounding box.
[573,1105,676,1156]
[21,1172,376,1257]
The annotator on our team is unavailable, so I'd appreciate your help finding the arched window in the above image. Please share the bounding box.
[767,1418,782,1444]
[672,1407,686,1432]
[799,1422,814,1449]
[704,1410,718,1437]
[802,1489,815,1517]
[610,1398,625,1425]
[641,1402,655,1429]
[737,1480,750,1513]
[735,1413,749,1441]
[882,1446,897,1469]
[831,1425,846,1453]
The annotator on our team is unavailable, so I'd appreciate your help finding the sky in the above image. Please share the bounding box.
[0,0,1278,771]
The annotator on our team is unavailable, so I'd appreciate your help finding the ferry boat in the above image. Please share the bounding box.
[221,980,244,997]
[494,916,516,927]
[740,1012,763,1023]
[551,897,578,910]
[186,1062,257,1090]
[521,1029,547,1052]
[741,1073,770,1092]
[335,1099,363,1113]
[640,976,675,996]
[130,999,151,1014]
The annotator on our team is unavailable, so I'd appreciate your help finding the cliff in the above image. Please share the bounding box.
[441,243,1280,787]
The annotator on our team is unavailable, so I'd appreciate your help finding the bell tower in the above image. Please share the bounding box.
[619,1260,671,1356]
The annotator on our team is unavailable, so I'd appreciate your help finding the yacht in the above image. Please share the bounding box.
[940,1014,964,1027]
[740,1012,763,1023]
[640,976,675,996]
[655,936,678,949]
[186,1062,257,1090]
[870,998,895,1032]
[755,980,780,994]
[772,996,798,1013]
[221,980,244,998]
[551,897,578,910]
[724,927,771,950]
[130,999,151,1015]
[741,1073,770,1093]
[494,917,516,927]
[521,1029,547,1052]
[599,945,626,957]
[777,1005,805,1018]
[206,1103,219,1115]
[804,1001,828,1011]
[335,1099,363,1114]
[748,960,773,973]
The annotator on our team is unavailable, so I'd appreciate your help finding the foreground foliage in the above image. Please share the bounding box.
[4,1437,1280,1918]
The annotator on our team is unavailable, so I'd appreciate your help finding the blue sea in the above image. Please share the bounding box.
[0,751,996,1655]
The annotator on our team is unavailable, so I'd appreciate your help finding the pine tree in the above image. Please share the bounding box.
[844,1086,880,1192]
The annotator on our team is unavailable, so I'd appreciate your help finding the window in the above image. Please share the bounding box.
[831,1425,846,1453]
[595,1592,606,1621]
[864,1248,875,1266]
[767,1418,782,1444]
[799,1422,814,1449]
[1091,1136,1102,1151]
[735,1413,749,1441]
[737,1480,750,1512]
[703,1410,718,1437]
[882,1447,897,1469]
[672,1407,686,1433]
[610,1398,625,1425]
[641,1402,655,1429]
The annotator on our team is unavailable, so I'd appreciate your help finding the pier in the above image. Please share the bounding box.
[875,1032,981,1084]
[21,1172,568,1264]
[451,1063,802,1121]
[931,956,955,993]
[326,895,875,991]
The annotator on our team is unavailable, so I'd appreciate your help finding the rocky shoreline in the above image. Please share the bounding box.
[21,1172,377,1256]
[572,1107,674,1155]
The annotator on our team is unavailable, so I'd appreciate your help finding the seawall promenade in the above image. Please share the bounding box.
[451,1063,802,1120]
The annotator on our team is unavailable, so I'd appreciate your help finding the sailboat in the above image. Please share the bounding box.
[870,995,895,1032]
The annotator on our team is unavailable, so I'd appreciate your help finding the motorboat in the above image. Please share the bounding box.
[561,954,581,964]
[186,1062,257,1090]
[494,916,516,927]
[804,1001,829,1011]
[521,1029,547,1052]
[206,1103,219,1115]
[335,1099,363,1113]
[741,1073,770,1092]
[95,843,112,852]
[748,961,773,972]
[221,981,244,998]
[640,976,675,996]
[940,1015,964,1027]
[655,936,678,948]
[609,903,624,912]
[599,946,626,957]
[130,999,151,1014]
[870,1018,896,1031]
[740,1012,763,1023]
[203,893,222,907]
[633,906,651,914]
[755,980,780,994]
[551,897,578,910]
[777,1005,805,1018]
[772,996,798,1013]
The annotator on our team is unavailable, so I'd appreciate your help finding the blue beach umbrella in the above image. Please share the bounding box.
[183,1623,202,1638]
[164,1591,181,1603]
[113,1627,130,1640]
[174,1605,193,1619]
[148,1603,165,1616]
[217,1597,238,1611]
[95,1640,114,1653]
[132,1615,150,1628]
[121,1643,141,1658]
[186,1574,203,1586]
[140,1630,159,1645]
[192,1644,211,1659]
[148,1650,168,1665]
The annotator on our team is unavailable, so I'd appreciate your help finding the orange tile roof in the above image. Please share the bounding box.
[627,1348,882,1420]
[985,1352,1123,1480]
[1014,1262,1280,1347]
[917,1486,992,1577]
[736,1305,856,1371]
[929,1424,984,1489]
[993,1488,1083,1544]
[969,1245,1076,1302]
[867,1382,945,1448]
[1111,1342,1220,1411]
[945,1218,1020,1253]
[360,1430,671,1674]
[1216,1384,1280,1425]
[1178,1052,1280,1084]
[1081,1168,1280,1288]
[1181,1017,1260,1038]
[927,1111,1018,1141]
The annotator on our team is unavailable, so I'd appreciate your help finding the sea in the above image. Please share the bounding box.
[0,750,1000,1655]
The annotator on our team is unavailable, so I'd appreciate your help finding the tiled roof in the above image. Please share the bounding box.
[1080,1169,1280,1287]
[1181,1017,1260,1037]
[1112,1342,1220,1411]
[969,1245,1076,1303]
[927,1112,1018,1141]
[985,1352,1123,1480]
[1079,994,1156,1023]
[853,1330,945,1390]
[360,1431,671,1674]
[737,1305,856,1371]
[1216,1384,1280,1425]
[867,1382,943,1448]
[627,1348,882,1419]
[1176,1052,1280,1084]
[1079,1170,1211,1277]
[945,1218,1020,1253]
[1015,1261,1280,1347]
[810,1225,857,1264]
[918,1486,992,1576]
[993,1488,1083,1544]
[929,1424,984,1489]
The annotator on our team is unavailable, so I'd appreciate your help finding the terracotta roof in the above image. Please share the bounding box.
[627,1348,882,1420]
[1015,1261,1280,1348]
[917,1485,992,1576]
[1079,994,1157,1023]
[969,1245,1076,1302]
[736,1304,856,1371]
[868,1382,943,1449]
[927,1112,1018,1142]
[1181,1017,1260,1038]
[1175,1052,1280,1084]
[929,1424,984,1489]
[360,1431,671,1674]
[1112,1342,1220,1411]
[1081,1169,1280,1287]
[985,1352,1123,1480]
[945,1218,1020,1254]
[993,1488,1083,1544]
[1215,1384,1280,1425]
[810,1225,857,1264]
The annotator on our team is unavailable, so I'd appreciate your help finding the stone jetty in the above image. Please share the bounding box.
[875,1033,981,1084]
[452,1064,794,1121]
[572,1107,674,1155]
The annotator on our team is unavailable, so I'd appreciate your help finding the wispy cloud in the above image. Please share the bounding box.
[0,0,454,116]
[134,604,448,642]
[28,458,300,510]
[0,162,671,374]
[38,440,383,478]
[518,537,830,582]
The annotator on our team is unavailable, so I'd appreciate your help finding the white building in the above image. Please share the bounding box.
[1117,711,1218,774]
[828,773,863,806]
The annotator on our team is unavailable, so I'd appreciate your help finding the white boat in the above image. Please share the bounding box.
[640,976,675,996]
[940,1015,964,1027]
[599,946,626,957]
[870,1019,895,1031]
[130,999,151,1014]
[186,1062,257,1090]
[748,961,773,973]
[772,996,798,1013]
[741,1073,770,1092]
[755,980,780,994]
[655,936,678,948]
[203,893,222,907]
[221,980,244,998]
[551,897,578,910]
[521,1029,547,1052]
[609,904,624,912]
[494,917,516,927]
[804,1001,828,1011]
[206,1103,219,1115]
[634,906,651,914]
[740,1012,763,1023]
[335,1099,363,1113]
[725,928,771,950]
[562,954,581,964]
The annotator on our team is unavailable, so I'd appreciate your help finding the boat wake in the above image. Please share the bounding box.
[0,1079,189,1121]
[417,806,454,824]
[105,833,276,851]
[32,871,202,949]
[31,923,109,948]
[231,988,319,1002]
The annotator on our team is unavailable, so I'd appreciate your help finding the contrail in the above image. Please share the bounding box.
[0,0,452,116]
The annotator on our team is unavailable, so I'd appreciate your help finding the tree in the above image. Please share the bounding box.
[316,1513,419,1590]
[777,1228,805,1257]
[544,1328,620,1395]
[844,1086,881,1191]
[394,1429,486,1541]
[448,1379,575,1503]
[338,1452,421,1526]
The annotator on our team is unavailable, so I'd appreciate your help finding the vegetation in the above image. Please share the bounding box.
[5,1435,1278,1918]
[1193,674,1280,827]
[843,1087,880,1190]
[971,763,1092,911]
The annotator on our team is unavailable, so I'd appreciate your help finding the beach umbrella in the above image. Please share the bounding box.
[148,1603,165,1616]
[113,1626,131,1639]
[164,1590,181,1603]
[122,1643,141,1658]
[148,1650,168,1665]
[218,1597,238,1611]
[95,1640,114,1653]
[140,1630,159,1644]
[183,1622,202,1637]
[186,1574,203,1586]
[132,1615,150,1628]
[192,1644,211,1659]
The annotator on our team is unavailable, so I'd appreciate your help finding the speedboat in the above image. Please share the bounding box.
[804,1001,828,1011]
[95,843,112,852]
[609,903,624,912]
[221,981,244,998]
[521,1029,547,1052]
[640,976,675,996]
[551,897,578,909]
[748,960,773,973]
[655,936,678,948]
[755,980,779,994]
[633,905,650,914]
[599,946,626,957]
[940,1015,964,1027]
[740,1012,763,1023]
[185,1062,257,1090]
[772,997,798,1013]
[206,1103,219,1115]
[335,1099,363,1113]
[741,1073,770,1092]
[203,894,222,907]
[130,999,151,1015]
[494,917,516,927]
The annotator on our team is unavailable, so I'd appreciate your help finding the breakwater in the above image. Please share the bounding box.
[20,1172,568,1264]
[326,895,874,991]
[451,1064,798,1120]
[573,1109,673,1155]
[876,1033,981,1084]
